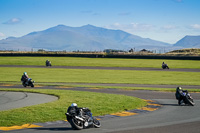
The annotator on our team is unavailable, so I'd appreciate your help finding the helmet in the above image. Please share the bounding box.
[176,87,182,90]
[23,72,27,75]
[71,103,77,107]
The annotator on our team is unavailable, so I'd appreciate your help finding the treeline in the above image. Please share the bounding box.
[0,51,200,60]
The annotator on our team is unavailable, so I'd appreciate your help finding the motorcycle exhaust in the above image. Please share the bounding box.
[75,116,84,121]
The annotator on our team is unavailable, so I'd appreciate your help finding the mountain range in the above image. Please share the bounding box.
[173,35,200,48]
[0,24,199,51]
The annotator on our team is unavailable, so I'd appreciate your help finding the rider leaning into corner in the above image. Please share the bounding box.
[67,103,93,121]
[67,103,79,114]
[175,87,187,105]
[21,72,29,84]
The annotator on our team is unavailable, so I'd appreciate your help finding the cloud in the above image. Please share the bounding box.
[130,23,154,31]
[0,32,5,37]
[162,25,177,30]
[0,32,6,40]
[3,18,22,25]
[106,23,154,33]
[190,24,200,30]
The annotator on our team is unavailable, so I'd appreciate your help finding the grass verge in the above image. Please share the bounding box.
[0,57,200,69]
[0,88,147,127]
[0,67,199,85]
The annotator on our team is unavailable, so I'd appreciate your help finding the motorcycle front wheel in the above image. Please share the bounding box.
[93,118,101,128]
[31,83,34,87]
[185,97,195,106]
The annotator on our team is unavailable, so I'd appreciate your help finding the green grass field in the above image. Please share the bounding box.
[0,67,199,86]
[0,57,199,127]
[0,56,200,69]
[0,88,147,127]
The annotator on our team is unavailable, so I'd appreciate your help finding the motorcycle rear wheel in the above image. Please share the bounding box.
[93,118,101,128]
[70,118,84,130]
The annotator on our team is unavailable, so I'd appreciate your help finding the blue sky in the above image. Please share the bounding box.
[0,0,200,44]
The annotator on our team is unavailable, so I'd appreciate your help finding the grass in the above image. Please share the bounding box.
[0,56,200,69]
[0,88,147,127]
[0,67,199,85]
[0,57,199,127]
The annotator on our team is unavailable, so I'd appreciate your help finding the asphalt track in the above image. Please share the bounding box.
[1,86,200,133]
[0,91,58,111]
[0,65,200,133]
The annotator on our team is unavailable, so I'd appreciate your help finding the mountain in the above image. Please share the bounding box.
[0,24,171,51]
[173,35,200,48]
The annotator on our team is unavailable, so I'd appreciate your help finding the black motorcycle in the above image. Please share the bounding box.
[66,107,101,130]
[46,60,52,67]
[162,63,169,69]
[22,78,34,87]
[175,90,195,106]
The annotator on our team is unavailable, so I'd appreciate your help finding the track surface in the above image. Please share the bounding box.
[1,86,200,133]
[0,91,58,111]
[0,65,200,132]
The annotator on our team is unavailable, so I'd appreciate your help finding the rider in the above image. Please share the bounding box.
[175,87,187,105]
[46,60,49,65]
[21,72,29,84]
[162,62,166,66]
[67,103,79,115]
[46,59,51,66]
[67,103,93,121]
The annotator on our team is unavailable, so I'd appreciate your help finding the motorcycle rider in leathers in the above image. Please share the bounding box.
[175,87,188,105]
[21,72,29,85]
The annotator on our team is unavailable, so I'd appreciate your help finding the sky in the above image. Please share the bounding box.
[0,0,200,44]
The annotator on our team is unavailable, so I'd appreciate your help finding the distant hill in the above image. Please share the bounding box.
[167,48,200,55]
[0,24,171,51]
[173,35,200,48]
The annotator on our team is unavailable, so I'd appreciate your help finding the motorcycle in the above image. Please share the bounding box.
[175,90,195,106]
[46,60,52,67]
[162,63,169,69]
[65,107,101,130]
[22,78,35,87]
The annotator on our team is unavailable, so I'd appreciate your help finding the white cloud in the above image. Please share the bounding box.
[105,22,154,33]
[162,25,177,30]
[0,32,5,37]
[130,23,153,31]
[190,24,200,30]
[3,18,22,24]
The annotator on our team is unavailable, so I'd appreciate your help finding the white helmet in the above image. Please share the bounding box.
[71,103,77,107]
